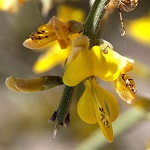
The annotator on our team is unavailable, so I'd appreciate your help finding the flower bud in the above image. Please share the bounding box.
[5,76,63,92]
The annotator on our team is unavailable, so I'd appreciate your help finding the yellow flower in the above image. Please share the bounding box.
[77,77,119,142]
[23,5,84,74]
[114,58,137,104]
[0,0,24,13]
[63,35,137,103]
[63,35,137,142]
[63,35,132,86]
[127,12,150,47]
[23,16,83,49]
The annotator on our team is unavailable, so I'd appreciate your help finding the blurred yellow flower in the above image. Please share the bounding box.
[33,41,71,73]
[127,12,150,47]
[23,5,84,74]
[0,0,24,13]
[77,77,119,142]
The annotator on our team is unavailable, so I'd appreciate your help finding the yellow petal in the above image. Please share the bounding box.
[114,73,137,104]
[23,23,57,49]
[78,78,115,142]
[93,99,114,143]
[23,36,56,50]
[23,16,72,50]
[33,43,71,74]
[90,78,114,142]
[63,35,92,86]
[93,79,119,122]
[77,79,97,124]
[63,46,92,86]
[91,46,119,81]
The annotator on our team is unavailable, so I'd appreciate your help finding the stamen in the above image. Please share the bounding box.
[99,107,110,128]
[121,73,137,93]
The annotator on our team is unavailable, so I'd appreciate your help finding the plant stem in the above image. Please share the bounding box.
[56,85,76,125]
[83,0,110,47]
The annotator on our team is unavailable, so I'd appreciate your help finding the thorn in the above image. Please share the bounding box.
[48,111,57,124]
[53,125,60,140]
[64,113,70,128]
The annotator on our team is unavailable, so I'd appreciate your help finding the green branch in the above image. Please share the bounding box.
[83,0,110,47]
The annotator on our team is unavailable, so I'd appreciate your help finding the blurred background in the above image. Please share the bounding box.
[0,0,150,150]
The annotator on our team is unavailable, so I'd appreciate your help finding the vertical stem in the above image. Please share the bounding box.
[56,85,76,125]
[83,0,110,46]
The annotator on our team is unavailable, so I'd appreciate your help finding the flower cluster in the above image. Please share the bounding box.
[5,6,137,143]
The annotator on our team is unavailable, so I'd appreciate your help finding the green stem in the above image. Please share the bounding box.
[83,0,110,46]
[56,85,76,125]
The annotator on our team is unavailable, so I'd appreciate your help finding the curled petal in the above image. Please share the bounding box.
[5,76,63,92]
[23,23,57,49]
[114,73,137,104]
[23,16,83,50]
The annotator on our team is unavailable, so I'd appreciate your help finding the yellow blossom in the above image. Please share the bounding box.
[23,16,83,49]
[63,35,133,86]
[23,5,84,74]
[77,77,119,142]
[62,35,137,142]
[114,57,136,104]
[127,12,150,47]
[0,0,24,13]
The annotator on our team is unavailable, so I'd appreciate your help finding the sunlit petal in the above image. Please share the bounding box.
[63,47,92,86]
[77,80,97,124]
[63,35,92,86]
[91,46,120,81]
